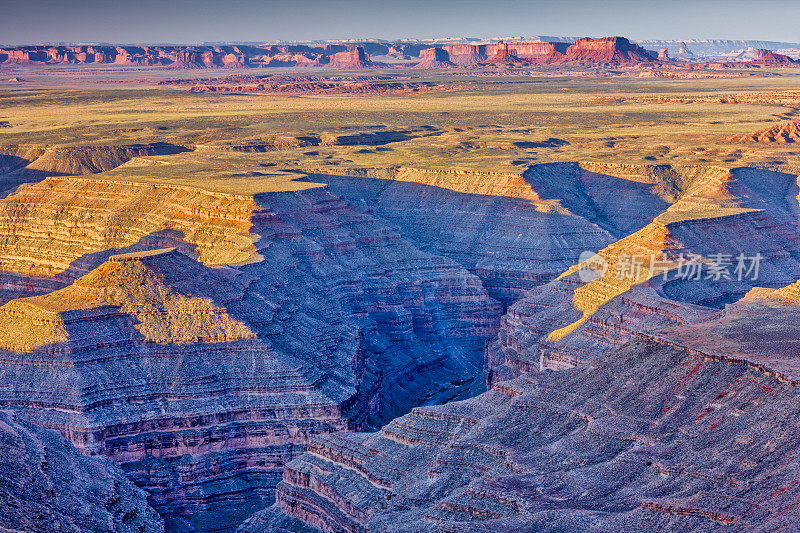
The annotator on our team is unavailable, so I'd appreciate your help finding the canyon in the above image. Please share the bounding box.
[2,48,800,533]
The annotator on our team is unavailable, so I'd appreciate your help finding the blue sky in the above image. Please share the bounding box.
[1,0,799,45]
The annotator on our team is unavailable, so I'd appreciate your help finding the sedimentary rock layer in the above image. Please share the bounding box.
[308,167,615,307]
[488,165,800,380]
[0,409,163,533]
[727,121,800,143]
[0,176,260,280]
[1,39,795,70]
[251,334,800,532]
[0,177,503,531]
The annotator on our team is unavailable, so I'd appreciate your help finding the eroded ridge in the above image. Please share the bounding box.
[0,179,505,531]
[249,333,800,532]
[489,165,800,379]
[0,409,163,533]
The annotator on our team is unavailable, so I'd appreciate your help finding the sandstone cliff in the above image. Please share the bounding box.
[751,48,797,65]
[415,47,455,68]
[328,47,373,69]
[558,36,656,65]
[488,165,800,381]
[0,37,658,69]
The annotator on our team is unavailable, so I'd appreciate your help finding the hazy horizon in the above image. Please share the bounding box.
[1,0,799,46]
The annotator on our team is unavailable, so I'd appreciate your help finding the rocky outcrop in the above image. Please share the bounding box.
[15,142,190,175]
[480,41,530,66]
[726,121,800,143]
[558,36,656,65]
[415,47,455,68]
[649,279,800,385]
[751,48,797,65]
[488,165,800,381]
[0,178,502,531]
[0,142,185,203]
[250,334,800,532]
[328,47,373,69]
[0,409,163,533]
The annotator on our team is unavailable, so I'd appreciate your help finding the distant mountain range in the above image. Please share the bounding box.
[1,37,798,69]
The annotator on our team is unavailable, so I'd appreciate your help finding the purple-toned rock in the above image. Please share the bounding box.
[0,409,163,533]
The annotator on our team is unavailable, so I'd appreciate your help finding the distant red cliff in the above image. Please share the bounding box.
[1,38,795,70]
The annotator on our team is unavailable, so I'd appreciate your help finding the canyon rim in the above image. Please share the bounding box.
[3,1,800,532]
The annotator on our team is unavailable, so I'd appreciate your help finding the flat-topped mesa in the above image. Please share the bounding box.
[0,410,163,533]
[751,48,798,65]
[9,142,191,175]
[726,121,800,143]
[498,41,564,61]
[415,47,455,68]
[440,44,485,65]
[559,36,656,65]
[328,46,374,69]
[0,176,261,281]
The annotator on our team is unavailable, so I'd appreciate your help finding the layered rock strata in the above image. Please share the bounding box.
[249,333,800,532]
[307,167,617,307]
[0,409,163,533]
[489,166,800,381]
[0,177,503,531]
[3,39,796,70]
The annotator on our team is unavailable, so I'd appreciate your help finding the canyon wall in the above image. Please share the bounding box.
[489,165,800,382]
[248,333,800,532]
[0,176,504,531]
[0,409,163,533]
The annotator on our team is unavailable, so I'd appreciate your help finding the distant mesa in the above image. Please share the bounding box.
[557,36,656,65]
[751,48,798,65]
[415,47,455,68]
[726,121,800,143]
[328,46,374,69]
[172,47,249,69]
[1,38,797,71]
[440,43,485,65]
